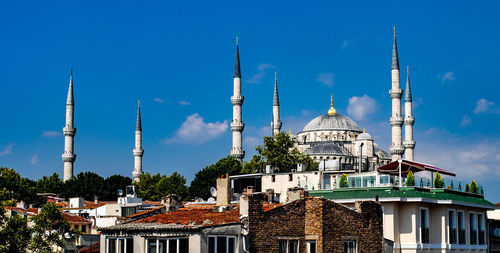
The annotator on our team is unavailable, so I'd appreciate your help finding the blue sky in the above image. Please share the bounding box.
[1,1,500,202]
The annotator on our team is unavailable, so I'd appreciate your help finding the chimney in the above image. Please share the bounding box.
[94,196,99,204]
[164,194,181,212]
[216,174,231,207]
[265,189,275,203]
[297,163,305,172]
[286,187,307,203]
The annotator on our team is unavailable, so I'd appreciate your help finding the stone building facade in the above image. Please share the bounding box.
[246,192,383,253]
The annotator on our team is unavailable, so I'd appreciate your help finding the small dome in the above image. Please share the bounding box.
[301,113,362,133]
[357,132,372,141]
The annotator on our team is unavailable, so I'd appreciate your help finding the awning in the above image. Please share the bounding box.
[377,159,456,177]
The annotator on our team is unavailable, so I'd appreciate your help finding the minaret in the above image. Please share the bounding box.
[271,72,282,135]
[403,66,415,160]
[132,100,144,182]
[230,37,245,161]
[62,68,76,182]
[389,26,404,161]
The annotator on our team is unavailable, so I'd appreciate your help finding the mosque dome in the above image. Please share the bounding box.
[301,113,363,133]
[356,131,372,141]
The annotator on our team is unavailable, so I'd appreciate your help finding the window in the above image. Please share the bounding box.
[307,240,316,253]
[288,174,293,181]
[458,211,465,244]
[272,175,276,182]
[146,238,188,253]
[420,208,429,244]
[278,239,299,253]
[107,238,133,253]
[448,210,457,244]
[207,236,236,253]
[343,241,356,253]
[470,212,477,245]
[81,224,87,233]
[478,213,485,245]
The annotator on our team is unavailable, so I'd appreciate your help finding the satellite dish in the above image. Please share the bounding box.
[210,187,217,197]
[117,189,123,197]
[196,198,204,203]
[64,232,72,239]
[207,197,215,203]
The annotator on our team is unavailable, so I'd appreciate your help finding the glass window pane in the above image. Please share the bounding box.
[228,238,235,253]
[279,240,287,253]
[169,239,177,253]
[119,239,125,253]
[126,238,134,253]
[179,238,189,253]
[159,240,167,253]
[216,237,227,253]
[109,239,116,253]
[147,239,157,253]
[208,237,215,253]
[308,241,316,253]
[288,240,298,253]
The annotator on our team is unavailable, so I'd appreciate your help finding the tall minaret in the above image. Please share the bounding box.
[271,72,282,135]
[62,69,76,182]
[230,37,245,161]
[132,100,144,182]
[404,66,415,160]
[389,26,404,161]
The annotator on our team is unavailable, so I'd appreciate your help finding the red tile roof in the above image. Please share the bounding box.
[77,241,100,253]
[63,213,91,224]
[4,206,38,216]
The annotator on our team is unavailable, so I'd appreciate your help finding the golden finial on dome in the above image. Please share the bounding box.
[363,128,366,133]
[328,94,337,115]
[289,129,292,135]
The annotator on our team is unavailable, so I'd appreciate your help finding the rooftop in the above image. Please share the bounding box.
[309,187,496,209]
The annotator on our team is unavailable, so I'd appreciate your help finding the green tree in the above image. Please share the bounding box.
[102,175,132,200]
[433,172,444,188]
[465,183,470,193]
[189,156,242,199]
[29,203,75,253]
[253,132,318,173]
[0,214,31,252]
[156,172,189,200]
[134,172,163,200]
[339,173,349,188]
[241,154,266,174]
[36,173,64,195]
[62,172,105,200]
[470,180,479,194]
[405,171,415,186]
[0,167,40,205]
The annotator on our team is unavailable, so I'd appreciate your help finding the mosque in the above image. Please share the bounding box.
[60,27,414,181]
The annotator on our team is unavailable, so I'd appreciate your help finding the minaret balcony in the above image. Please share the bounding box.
[62,153,76,162]
[403,140,416,149]
[274,121,282,129]
[230,148,245,159]
[63,127,76,136]
[230,121,245,131]
[404,117,415,125]
[389,117,404,126]
[389,89,403,99]
[389,145,405,155]
[133,149,144,156]
[231,96,244,105]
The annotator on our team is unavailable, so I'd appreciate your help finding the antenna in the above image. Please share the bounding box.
[210,187,217,197]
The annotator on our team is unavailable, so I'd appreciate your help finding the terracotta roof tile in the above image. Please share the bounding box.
[63,213,91,224]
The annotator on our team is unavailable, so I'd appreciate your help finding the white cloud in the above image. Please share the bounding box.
[460,116,471,127]
[165,113,228,145]
[474,98,495,114]
[439,71,455,83]
[244,136,261,147]
[347,95,378,121]
[0,144,13,156]
[315,72,334,87]
[179,100,190,106]
[30,154,39,165]
[247,63,274,84]
[42,131,61,138]
[341,40,350,50]
[153,98,165,104]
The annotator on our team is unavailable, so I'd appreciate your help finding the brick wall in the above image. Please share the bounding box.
[248,194,383,253]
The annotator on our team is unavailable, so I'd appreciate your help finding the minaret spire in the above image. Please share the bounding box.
[389,26,404,161]
[230,37,245,161]
[403,66,415,160]
[328,94,337,115]
[272,72,282,135]
[62,68,76,182]
[133,100,144,182]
